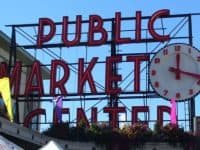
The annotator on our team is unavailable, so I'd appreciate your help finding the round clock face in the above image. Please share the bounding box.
[149,43,200,101]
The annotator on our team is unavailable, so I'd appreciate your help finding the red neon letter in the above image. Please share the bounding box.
[157,106,170,126]
[10,62,22,97]
[24,108,46,128]
[37,18,56,48]
[115,12,132,44]
[77,108,90,128]
[88,15,108,45]
[62,16,82,47]
[50,60,69,96]
[25,61,44,96]
[0,62,22,96]
[135,11,142,42]
[104,107,126,129]
[148,9,170,41]
[132,106,149,125]
[78,57,97,95]
[105,56,122,95]
[127,55,149,92]
[0,62,8,78]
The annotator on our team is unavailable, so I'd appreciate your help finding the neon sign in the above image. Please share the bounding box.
[4,9,177,128]
[24,106,170,129]
[37,9,170,48]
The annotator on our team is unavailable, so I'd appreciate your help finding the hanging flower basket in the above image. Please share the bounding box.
[43,122,199,149]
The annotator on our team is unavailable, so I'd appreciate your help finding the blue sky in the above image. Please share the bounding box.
[1,1,200,46]
[0,0,199,42]
[1,1,200,131]
[0,1,199,29]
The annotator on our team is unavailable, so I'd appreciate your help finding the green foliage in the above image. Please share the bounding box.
[43,122,198,149]
[160,123,194,147]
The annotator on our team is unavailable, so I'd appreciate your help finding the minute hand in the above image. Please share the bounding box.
[169,67,200,79]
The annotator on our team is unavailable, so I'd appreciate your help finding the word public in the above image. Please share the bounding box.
[37,9,170,47]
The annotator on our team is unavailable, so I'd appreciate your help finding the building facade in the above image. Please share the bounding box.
[0,30,49,130]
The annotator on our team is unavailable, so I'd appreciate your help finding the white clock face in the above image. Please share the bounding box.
[149,43,200,101]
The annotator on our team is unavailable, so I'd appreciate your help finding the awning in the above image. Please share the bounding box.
[0,135,23,150]
[39,140,64,150]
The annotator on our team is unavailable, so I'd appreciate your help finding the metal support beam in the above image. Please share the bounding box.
[188,14,195,132]
[107,19,119,127]
[9,27,19,124]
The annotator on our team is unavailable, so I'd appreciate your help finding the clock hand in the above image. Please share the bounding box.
[169,67,200,79]
[176,54,180,80]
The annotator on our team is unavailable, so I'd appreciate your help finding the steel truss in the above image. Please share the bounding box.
[7,12,200,131]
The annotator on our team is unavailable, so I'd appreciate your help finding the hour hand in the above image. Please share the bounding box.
[169,67,200,79]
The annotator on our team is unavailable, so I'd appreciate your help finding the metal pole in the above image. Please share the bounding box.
[10,26,19,123]
[188,14,195,132]
[108,19,119,127]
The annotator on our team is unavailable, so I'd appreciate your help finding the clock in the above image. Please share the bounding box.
[149,43,200,101]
